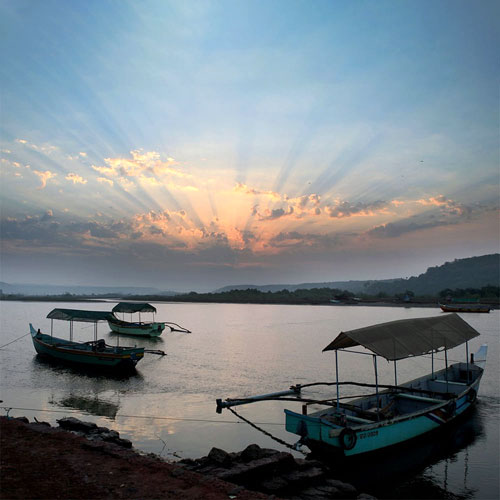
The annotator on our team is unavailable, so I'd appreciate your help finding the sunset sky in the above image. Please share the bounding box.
[1,0,499,291]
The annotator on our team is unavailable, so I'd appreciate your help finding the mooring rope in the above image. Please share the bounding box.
[0,333,30,350]
[227,406,306,455]
[0,405,285,426]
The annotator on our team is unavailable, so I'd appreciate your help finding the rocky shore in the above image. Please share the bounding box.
[1,416,375,499]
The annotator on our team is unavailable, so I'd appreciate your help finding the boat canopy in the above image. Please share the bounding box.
[47,308,115,323]
[323,314,480,361]
[111,302,157,314]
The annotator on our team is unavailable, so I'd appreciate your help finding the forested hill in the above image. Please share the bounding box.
[362,254,499,296]
[215,254,499,297]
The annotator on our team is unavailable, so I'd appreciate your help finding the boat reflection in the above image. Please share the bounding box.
[107,331,165,345]
[32,354,143,381]
[53,394,120,420]
[318,407,484,499]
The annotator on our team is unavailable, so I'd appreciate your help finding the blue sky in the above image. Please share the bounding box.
[1,0,499,291]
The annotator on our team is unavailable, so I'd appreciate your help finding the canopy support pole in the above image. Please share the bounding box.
[70,320,73,342]
[94,322,97,342]
[335,350,340,410]
[51,319,53,338]
[373,355,380,420]
[465,341,469,383]
[445,348,449,393]
[394,359,398,386]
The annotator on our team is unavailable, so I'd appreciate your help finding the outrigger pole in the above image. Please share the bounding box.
[216,386,302,413]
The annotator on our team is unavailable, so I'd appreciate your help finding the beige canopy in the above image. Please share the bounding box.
[323,314,480,361]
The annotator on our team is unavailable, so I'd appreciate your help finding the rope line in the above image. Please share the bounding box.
[227,406,306,455]
[0,333,30,350]
[0,406,285,426]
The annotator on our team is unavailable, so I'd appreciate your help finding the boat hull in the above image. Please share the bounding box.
[285,368,483,458]
[108,318,165,337]
[30,325,144,371]
[439,303,490,313]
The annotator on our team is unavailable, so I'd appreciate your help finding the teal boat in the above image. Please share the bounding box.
[217,314,487,458]
[108,302,191,337]
[30,308,145,371]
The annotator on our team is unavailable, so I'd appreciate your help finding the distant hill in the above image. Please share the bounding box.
[214,279,397,294]
[362,254,499,296]
[215,254,499,297]
[0,282,178,297]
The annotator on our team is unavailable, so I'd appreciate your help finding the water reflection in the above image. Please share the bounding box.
[52,393,120,419]
[31,353,143,381]
[108,331,165,345]
[321,407,484,499]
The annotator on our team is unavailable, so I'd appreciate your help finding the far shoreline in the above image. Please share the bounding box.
[1,295,498,309]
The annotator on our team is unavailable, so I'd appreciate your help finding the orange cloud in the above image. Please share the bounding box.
[32,169,57,189]
[66,173,87,185]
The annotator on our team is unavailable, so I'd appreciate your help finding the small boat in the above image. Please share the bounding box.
[217,314,487,459]
[439,303,491,313]
[108,302,191,337]
[30,308,145,371]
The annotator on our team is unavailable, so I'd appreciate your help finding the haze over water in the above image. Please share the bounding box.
[1,301,498,499]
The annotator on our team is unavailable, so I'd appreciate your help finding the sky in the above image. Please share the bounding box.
[1,0,499,292]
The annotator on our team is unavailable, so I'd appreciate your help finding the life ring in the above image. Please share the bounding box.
[339,427,357,450]
[467,388,477,403]
[445,400,456,416]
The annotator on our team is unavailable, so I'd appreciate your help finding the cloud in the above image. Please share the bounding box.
[92,165,117,177]
[326,200,388,218]
[234,182,281,200]
[367,219,449,238]
[65,173,87,185]
[258,207,294,221]
[97,177,114,186]
[97,149,190,179]
[32,169,57,189]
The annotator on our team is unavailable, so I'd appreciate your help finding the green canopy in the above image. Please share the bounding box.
[323,314,480,361]
[112,302,157,314]
[47,308,115,323]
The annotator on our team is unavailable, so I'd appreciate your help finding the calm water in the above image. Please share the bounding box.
[1,301,498,499]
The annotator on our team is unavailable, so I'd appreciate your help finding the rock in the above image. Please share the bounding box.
[323,479,358,498]
[115,438,132,449]
[297,486,332,500]
[32,421,51,427]
[228,486,245,496]
[178,458,197,467]
[216,452,296,484]
[207,447,232,467]
[294,458,324,470]
[283,466,325,486]
[259,477,289,493]
[239,444,275,462]
[57,417,97,433]
[356,493,378,499]
[14,417,29,424]
[99,430,120,441]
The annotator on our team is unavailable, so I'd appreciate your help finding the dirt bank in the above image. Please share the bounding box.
[0,417,268,499]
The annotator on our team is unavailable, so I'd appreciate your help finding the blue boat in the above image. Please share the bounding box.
[30,308,145,372]
[217,314,487,458]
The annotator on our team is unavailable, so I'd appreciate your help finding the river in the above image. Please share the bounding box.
[0,301,498,499]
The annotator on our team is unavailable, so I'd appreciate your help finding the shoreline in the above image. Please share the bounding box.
[1,295,498,309]
[0,416,268,500]
[0,416,373,500]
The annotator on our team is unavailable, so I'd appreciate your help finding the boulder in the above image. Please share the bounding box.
[207,447,233,467]
[57,417,97,433]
